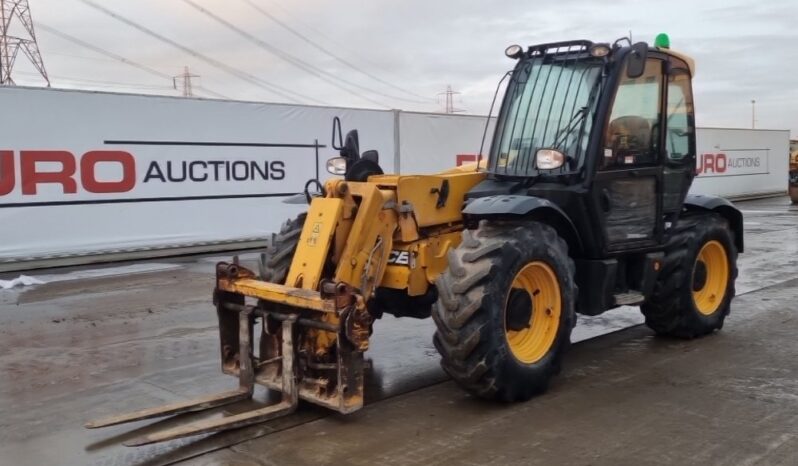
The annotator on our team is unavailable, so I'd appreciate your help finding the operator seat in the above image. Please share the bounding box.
[606,115,652,165]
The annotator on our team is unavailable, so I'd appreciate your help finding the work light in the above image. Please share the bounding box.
[505,44,523,59]
[589,43,611,57]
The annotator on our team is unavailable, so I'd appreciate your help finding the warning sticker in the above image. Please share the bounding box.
[307,222,322,247]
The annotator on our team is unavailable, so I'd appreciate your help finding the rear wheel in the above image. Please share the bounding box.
[432,220,576,402]
[641,213,737,337]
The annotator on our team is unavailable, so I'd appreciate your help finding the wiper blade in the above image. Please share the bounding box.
[553,69,605,154]
[553,106,587,149]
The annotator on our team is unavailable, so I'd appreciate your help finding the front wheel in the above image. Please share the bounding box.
[258,213,306,283]
[432,220,576,402]
[641,213,738,338]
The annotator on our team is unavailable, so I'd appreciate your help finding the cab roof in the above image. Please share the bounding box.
[658,47,696,76]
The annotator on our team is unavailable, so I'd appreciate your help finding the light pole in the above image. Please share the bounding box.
[751,99,756,129]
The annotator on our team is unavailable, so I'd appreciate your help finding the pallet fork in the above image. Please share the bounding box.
[85,261,367,446]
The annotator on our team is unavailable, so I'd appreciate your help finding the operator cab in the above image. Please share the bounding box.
[471,34,697,258]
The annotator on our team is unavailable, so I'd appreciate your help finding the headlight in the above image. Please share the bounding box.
[326,157,347,175]
[536,149,566,170]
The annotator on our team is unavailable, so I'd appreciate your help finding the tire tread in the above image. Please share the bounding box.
[432,220,577,402]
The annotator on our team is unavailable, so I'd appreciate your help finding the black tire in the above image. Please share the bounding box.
[259,213,306,283]
[641,212,738,338]
[432,220,577,402]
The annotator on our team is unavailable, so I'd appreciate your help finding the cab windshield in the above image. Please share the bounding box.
[489,53,604,176]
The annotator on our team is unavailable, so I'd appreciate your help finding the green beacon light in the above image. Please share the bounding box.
[655,33,671,49]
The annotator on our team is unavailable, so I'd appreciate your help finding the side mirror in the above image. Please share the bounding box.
[361,150,379,164]
[331,116,344,150]
[626,42,649,79]
[341,129,360,161]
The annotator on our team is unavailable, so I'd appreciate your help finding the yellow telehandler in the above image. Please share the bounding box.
[87,35,743,446]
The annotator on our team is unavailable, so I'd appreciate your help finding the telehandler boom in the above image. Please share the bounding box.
[87,35,743,446]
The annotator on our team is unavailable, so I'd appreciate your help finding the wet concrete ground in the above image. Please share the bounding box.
[191,278,798,466]
[1,196,796,466]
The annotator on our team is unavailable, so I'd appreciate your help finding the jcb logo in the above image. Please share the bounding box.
[387,250,410,266]
[0,150,136,196]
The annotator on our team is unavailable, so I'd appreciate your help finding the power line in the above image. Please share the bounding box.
[180,0,391,108]
[53,81,171,91]
[37,22,229,99]
[195,86,226,99]
[20,71,228,101]
[49,51,143,64]
[241,0,431,104]
[78,0,305,103]
[262,0,389,73]
[79,0,324,105]
[38,23,170,79]
[16,70,175,90]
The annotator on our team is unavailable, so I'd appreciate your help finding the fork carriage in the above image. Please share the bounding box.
[86,261,370,446]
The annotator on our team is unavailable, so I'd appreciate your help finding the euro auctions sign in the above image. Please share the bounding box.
[0,140,322,207]
[695,150,769,177]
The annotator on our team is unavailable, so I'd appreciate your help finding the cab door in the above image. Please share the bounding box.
[592,56,665,252]
[661,59,696,217]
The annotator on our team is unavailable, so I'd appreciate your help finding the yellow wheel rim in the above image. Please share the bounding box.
[692,240,729,316]
[505,261,562,364]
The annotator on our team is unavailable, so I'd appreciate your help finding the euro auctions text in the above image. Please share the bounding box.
[0,142,314,206]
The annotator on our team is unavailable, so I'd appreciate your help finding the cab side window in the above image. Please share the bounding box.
[602,58,663,168]
[665,70,694,162]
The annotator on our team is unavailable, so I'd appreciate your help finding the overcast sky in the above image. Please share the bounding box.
[8,0,798,134]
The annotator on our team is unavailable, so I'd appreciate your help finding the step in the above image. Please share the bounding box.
[613,291,646,306]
